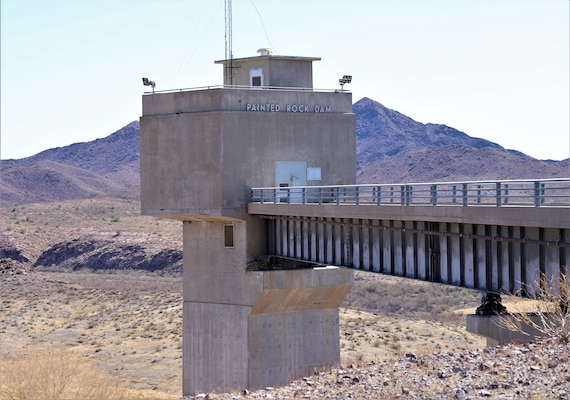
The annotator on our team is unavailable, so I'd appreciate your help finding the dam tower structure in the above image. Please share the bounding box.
[140,50,356,394]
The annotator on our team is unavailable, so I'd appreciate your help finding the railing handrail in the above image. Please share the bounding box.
[251,178,570,191]
[250,178,570,208]
[143,84,349,95]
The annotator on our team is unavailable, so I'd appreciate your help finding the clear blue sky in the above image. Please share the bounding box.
[1,0,569,161]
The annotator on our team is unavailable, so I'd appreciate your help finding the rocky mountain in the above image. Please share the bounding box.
[0,100,567,204]
[353,97,569,183]
[354,97,503,169]
[0,121,140,204]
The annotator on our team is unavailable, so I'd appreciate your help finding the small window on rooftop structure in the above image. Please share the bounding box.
[224,224,234,248]
[250,68,263,87]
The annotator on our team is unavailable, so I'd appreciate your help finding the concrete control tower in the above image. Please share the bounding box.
[140,51,356,394]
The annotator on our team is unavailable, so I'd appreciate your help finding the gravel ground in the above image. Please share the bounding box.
[185,339,570,400]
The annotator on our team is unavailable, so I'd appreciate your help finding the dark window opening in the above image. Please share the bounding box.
[252,76,262,87]
[224,224,234,248]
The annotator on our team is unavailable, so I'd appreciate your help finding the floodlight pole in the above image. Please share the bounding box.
[338,75,352,92]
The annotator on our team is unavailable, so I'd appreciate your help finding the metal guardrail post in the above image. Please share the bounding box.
[462,184,468,207]
[431,184,437,206]
[495,182,501,207]
[452,185,457,203]
[336,187,340,205]
[534,181,540,207]
[376,186,382,205]
[477,185,482,204]
[504,184,509,204]
[355,186,360,205]
[541,183,546,205]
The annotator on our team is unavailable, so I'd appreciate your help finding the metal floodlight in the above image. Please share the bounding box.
[339,75,352,91]
[142,77,156,93]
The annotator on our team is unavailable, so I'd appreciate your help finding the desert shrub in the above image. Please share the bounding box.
[364,283,377,293]
[0,348,125,400]
[500,271,570,343]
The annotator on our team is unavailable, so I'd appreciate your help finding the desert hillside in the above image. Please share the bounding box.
[1,97,568,399]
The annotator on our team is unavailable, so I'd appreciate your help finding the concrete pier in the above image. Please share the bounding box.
[140,52,356,393]
[466,314,545,347]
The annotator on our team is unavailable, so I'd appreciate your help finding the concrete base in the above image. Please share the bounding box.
[466,314,544,347]
[183,266,353,395]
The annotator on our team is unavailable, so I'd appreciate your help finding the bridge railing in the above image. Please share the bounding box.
[250,178,570,207]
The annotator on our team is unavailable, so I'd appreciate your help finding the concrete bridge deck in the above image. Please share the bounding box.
[249,178,570,296]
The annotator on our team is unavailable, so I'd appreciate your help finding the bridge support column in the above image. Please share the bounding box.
[182,221,354,394]
[466,313,545,347]
[466,291,550,347]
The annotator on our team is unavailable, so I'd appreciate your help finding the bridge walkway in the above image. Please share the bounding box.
[249,179,570,296]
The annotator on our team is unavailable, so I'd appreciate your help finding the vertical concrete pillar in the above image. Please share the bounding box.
[525,227,541,294]
[371,220,381,273]
[317,219,327,262]
[498,225,510,292]
[182,221,258,394]
[362,221,371,271]
[413,222,425,280]
[382,222,391,274]
[352,219,361,269]
[474,224,487,289]
[463,224,475,288]
[295,219,302,259]
[440,228,449,283]
[393,222,403,276]
[545,228,561,293]
[334,219,342,265]
[449,223,461,286]
[403,221,413,278]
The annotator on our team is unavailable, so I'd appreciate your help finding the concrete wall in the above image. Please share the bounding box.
[215,55,320,87]
[247,267,353,389]
[140,114,223,218]
[141,87,355,260]
[183,302,249,393]
[248,309,341,389]
[181,217,354,393]
[141,88,355,225]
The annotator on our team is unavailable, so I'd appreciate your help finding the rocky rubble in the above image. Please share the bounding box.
[33,236,183,275]
[186,339,569,400]
[0,258,31,275]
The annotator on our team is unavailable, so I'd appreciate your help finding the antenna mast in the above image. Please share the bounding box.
[224,0,233,85]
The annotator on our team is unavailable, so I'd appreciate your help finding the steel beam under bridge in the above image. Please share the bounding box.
[248,180,570,295]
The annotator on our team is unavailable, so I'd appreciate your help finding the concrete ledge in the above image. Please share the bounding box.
[261,266,354,289]
[466,314,544,347]
[248,203,570,229]
[251,267,353,314]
